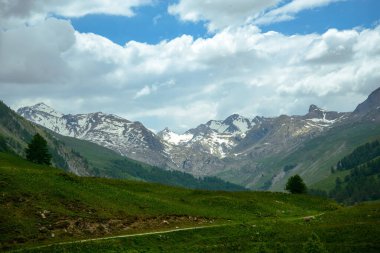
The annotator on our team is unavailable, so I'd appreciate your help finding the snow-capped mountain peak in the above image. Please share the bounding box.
[158,128,193,145]
[205,114,252,136]
[17,103,169,168]
[22,102,64,118]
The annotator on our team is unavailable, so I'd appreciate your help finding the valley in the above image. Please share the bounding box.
[1,2,380,252]
[17,87,380,191]
[1,152,379,252]
[2,89,380,252]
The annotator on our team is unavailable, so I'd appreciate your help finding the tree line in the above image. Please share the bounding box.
[310,139,380,204]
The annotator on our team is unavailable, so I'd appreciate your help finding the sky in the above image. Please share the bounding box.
[1,0,380,132]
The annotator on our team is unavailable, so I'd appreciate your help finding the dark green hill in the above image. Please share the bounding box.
[329,140,380,204]
[1,153,379,253]
[268,122,380,191]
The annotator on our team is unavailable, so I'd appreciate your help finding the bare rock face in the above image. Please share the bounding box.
[17,87,380,188]
[17,103,173,169]
[354,87,380,114]
[17,102,348,177]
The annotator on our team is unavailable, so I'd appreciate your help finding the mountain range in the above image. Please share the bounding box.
[17,87,380,190]
[0,101,243,191]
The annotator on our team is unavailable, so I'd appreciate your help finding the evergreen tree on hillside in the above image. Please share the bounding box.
[25,133,51,165]
[285,174,307,194]
[303,233,328,253]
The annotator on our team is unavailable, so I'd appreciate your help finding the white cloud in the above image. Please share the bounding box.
[134,85,158,98]
[0,0,153,28]
[255,0,344,25]
[168,0,281,31]
[0,18,75,83]
[1,17,380,132]
[169,0,344,30]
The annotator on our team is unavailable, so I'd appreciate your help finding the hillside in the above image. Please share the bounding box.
[1,153,379,252]
[329,140,380,204]
[264,122,380,191]
[0,101,90,175]
[18,87,380,191]
[54,133,245,191]
[0,101,244,191]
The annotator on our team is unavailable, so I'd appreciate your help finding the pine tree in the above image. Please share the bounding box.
[303,233,328,253]
[25,133,51,165]
[285,174,307,194]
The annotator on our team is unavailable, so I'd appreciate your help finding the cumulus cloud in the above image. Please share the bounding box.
[255,0,344,25]
[1,11,380,132]
[0,18,75,83]
[168,0,281,31]
[0,0,153,28]
[168,0,343,30]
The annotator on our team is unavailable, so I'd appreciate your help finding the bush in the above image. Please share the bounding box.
[285,175,307,194]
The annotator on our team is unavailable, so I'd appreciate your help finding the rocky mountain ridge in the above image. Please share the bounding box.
[17,87,380,189]
[18,103,172,168]
[18,102,347,173]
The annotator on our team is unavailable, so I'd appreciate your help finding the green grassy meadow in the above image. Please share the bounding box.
[1,152,379,252]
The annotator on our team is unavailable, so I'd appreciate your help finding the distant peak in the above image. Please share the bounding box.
[353,86,380,114]
[227,113,241,119]
[23,102,63,117]
[223,113,244,124]
[309,104,322,113]
[33,102,49,108]
[162,127,171,133]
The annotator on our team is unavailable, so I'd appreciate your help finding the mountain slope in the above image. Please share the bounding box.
[2,152,380,253]
[0,152,337,251]
[353,87,380,115]
[18,103,172,168]
[2,100,244,190]
[0,101,90,175]
[17,87,380,191]
[51,132,245,191]
[310,139,380,204]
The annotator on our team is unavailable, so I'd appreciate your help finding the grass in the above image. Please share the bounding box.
[17,202,380,253]
[266,122,380,191]
[0,152,340,252]
[312,169,350,190]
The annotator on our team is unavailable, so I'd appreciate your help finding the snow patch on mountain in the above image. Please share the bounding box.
[31,103,64,118]
[208,120,229,133]
[159,128,193,145]
[17,104,168,168]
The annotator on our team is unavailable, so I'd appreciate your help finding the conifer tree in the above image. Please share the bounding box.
[25,133,51,165]
[285,174,307,194]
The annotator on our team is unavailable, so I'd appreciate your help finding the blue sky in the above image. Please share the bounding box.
[1,0,380,132]
[70,0,208,45]
[70,0,380,45]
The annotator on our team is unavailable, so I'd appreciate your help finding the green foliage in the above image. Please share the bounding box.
[330,157,380,204]
[326,139,380,204]
[303,233,328,253]
[269,122,380,192]
[308,189,328,198]
[15,201,380,253]
[110,159,245,191]
[336,140,380,171]
[25,134,51,165]
[0,152,340,251]
[285,175,307,194]
[0,135,8,152]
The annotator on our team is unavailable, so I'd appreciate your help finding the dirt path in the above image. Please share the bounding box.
[16,213,326,252]
[17,223,230,252]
